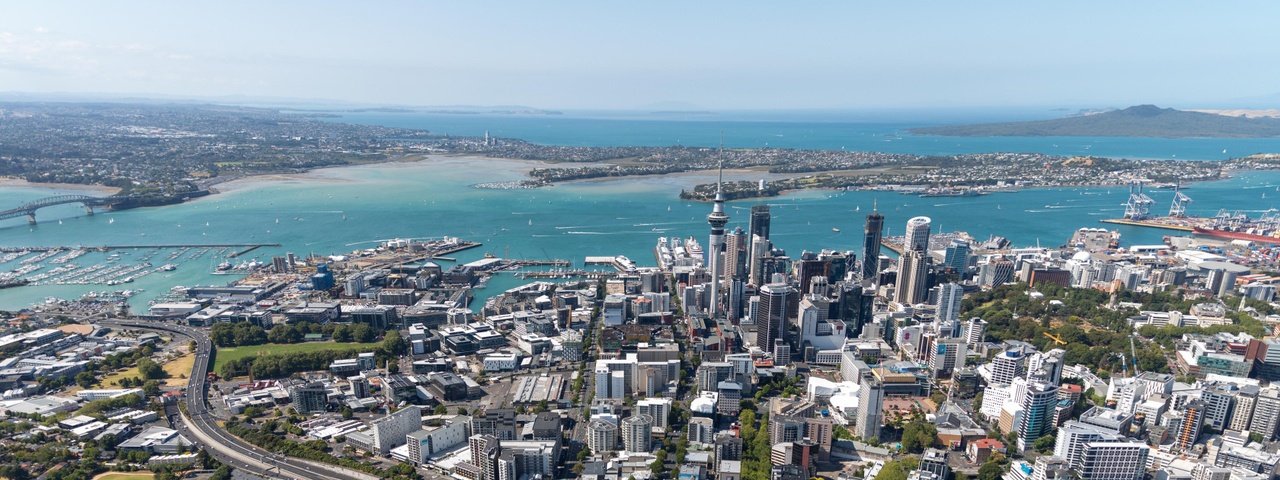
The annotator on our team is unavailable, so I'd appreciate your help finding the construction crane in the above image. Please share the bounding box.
[1169,180,1193,218]
[1130,334,1140,376]
[1044,332,1067,346]
[1124,181,1156,220]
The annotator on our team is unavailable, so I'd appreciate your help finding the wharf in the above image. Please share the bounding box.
[516,270,616,280]
[432,241,482,256]
[2,243,282,252]
[1098,218,1195,232]
[510,259,572,267]
[227,245,265,258]
[104,243,283,250]
[881,240,904,255]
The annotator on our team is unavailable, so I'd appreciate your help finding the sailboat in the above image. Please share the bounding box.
[528,219,533,226]
[855,206,860,212]
[108,218,115,224]
[275,218,280,224]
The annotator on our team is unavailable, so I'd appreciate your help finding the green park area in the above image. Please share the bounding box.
[213,341,379,371]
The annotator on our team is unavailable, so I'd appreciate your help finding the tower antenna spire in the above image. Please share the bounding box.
[873,198,877,213]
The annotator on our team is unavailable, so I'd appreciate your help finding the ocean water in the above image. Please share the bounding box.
[4,110,1280,311]
[327,110,1280,161]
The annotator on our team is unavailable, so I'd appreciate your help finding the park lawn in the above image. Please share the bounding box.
[92,472,157,480]
[161,353,197,388]
[212,342,379,371]
[97,365,144,389]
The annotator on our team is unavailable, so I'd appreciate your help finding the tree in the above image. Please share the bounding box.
[457,407,469,415]
[142,380,162,397]
[342,407,354,420]
[136,358,166,380]
[1033,434,1055,454]
[900,417,938,453]
[977,460,1005,480]
[381,330,407,356]
[350,323,375,343]
[332,325,353,343]
[650,449,667,477]
[434,404,448,415]
[75,371,97,389]
[873,459,909,480]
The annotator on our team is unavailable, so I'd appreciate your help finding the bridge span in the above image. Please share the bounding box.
[0,194,124,225]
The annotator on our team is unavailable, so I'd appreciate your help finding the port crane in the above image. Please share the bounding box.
[1168,181,1193,218]
[1124,181,1155,220]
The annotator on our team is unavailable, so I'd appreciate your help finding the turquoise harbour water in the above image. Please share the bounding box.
[5,111,1280,311]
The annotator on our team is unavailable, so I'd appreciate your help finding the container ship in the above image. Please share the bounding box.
[1191,209,1280,245]
[1192,227,1280,244]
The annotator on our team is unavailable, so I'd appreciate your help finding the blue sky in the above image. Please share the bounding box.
[1,1,1277,109]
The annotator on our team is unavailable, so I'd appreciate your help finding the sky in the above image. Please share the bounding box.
[2,1,1279,110]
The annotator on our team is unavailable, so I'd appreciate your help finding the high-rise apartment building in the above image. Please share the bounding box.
[1018,382,1059,451]
[904,216,932,253]
[895,250,930,305]
[622,414,654,453]
[856,371,884,441]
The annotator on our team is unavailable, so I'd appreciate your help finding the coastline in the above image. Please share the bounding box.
[0,150,1258,207]
[0,178,122,195]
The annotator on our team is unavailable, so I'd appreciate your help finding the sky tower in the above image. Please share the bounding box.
[706,136,730,318]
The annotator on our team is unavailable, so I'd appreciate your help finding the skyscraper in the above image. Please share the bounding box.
[895,250,930,305]
[904,216,932,253]
[754,283,793,350]
[1177,400,1205,449]
[943,239,970,272]
[707,159,730,319]
[1018,381,1059,451]
[935,283,964,330]
[856,371,884,441]
[724,227,748,281]
[862,205,884,282]
[964,317,988,346]
[748,204,771,261]
[623,414,654,453]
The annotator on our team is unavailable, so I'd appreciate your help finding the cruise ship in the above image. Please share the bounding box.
[654,236,705,271]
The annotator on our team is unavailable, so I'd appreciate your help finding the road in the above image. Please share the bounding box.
[100,320,379,480]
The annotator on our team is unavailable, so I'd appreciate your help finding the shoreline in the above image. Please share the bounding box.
[0,152,1258,207]
[0,177,122,195]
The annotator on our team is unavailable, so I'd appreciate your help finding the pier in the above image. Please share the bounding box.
[516,270,616,280]
[1098,218,1195,232]
[228,245,267,258]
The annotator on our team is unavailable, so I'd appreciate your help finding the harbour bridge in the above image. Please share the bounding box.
[0,194,125,224]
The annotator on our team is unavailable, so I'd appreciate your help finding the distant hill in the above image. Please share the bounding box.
[909,105,1280,138]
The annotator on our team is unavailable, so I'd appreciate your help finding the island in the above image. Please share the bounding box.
[909,104,1280,138]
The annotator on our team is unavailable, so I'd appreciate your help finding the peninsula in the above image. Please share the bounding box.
[909,104,1280,138]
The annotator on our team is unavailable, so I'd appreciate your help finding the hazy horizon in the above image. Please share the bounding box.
[4,2,1280,110]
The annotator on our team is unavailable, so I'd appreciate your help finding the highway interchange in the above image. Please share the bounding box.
[101,320,378,480]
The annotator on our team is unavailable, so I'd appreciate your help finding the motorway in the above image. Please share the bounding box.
[101,320,379,480]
